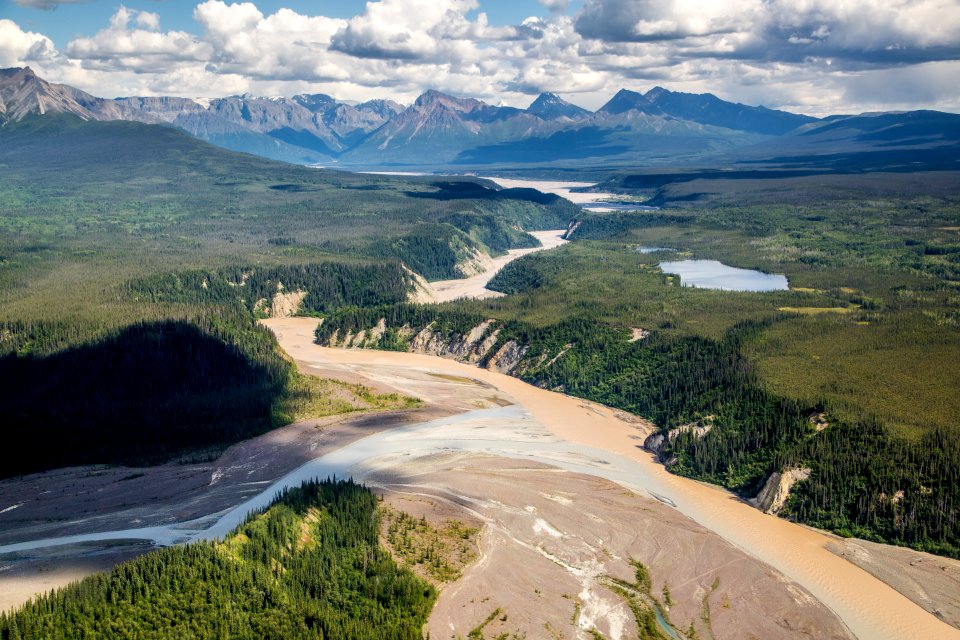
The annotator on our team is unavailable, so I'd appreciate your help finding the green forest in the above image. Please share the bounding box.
[0,479,436,639]
[315,171,960,557]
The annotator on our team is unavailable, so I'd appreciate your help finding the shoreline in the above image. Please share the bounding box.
[263,316,960,640]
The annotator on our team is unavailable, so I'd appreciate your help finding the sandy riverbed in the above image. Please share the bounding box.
[262,317,960,640]
[376,454,851,640]
[422,229,568,302]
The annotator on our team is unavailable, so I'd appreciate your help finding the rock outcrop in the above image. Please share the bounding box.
[319,317,549,378]
[487,340,528,374]
[270,288,307,318]
[404,265,439,303]
[643,419,714,458]
[753,467,812,515]
[456,248,496,277]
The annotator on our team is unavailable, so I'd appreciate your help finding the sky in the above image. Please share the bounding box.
[2,0,959,115]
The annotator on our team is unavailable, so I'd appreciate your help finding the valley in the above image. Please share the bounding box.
[1,56,959,639]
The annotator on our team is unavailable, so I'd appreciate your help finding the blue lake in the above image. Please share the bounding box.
[659,259,789,292]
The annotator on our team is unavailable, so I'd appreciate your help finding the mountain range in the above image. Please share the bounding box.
[2,66,957,171]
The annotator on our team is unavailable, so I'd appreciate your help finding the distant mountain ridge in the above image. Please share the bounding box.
[2,66,956,170]
[598,87,816,135]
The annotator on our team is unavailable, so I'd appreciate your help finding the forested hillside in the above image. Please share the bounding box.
[0,115,576,475]
[314,173,960,557]
[0,479,435,639]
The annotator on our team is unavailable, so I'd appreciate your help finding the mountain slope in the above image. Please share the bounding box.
[345,88,774,166]
[526,92,590,121]
[342,89,546,164]
[598,86,816,135]
[725,110,960,172]
[0,66,130,123]
[5,67,955,172]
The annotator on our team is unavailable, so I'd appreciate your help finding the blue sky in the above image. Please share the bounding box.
[2,0,958,114]
[4,1,583,46]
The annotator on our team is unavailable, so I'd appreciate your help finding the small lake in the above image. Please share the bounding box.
[659,260,788,292]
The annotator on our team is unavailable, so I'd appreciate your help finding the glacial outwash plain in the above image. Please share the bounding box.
[2,2,960,636]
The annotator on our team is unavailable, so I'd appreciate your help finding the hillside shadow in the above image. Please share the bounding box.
[1,321,285,478]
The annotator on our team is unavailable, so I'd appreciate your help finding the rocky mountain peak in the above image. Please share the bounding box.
[527,92,590,120]
[413,90,484,113]
[292,93,337,112]
[597,88,654,115]
[0,66,122,123]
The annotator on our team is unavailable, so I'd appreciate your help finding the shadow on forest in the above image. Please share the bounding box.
[1,321,286,478]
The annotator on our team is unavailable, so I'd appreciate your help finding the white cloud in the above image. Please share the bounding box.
[329,0,503,61]
[0,19,58,67]
[135,11,161,31]
[65,7,212,73]
[194,1,349,80]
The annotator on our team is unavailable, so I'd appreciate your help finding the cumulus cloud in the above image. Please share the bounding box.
[0,19,59,67]
[135,11,161,31]
[329,0,514,61]
[574,0,960,67]
[65,7,212,73]
[194,1,349,80]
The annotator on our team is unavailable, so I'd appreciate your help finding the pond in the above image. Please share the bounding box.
[659,259,789,292]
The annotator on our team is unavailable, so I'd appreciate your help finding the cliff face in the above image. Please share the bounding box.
[320,318,532,375]
[753,467,812,515]
[643,419,714,465]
